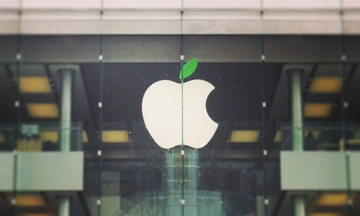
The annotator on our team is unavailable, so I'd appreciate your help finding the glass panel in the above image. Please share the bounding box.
[100,35,181,216]
[82,62,101,216]
[0,36,19,152]
[262,61,285,216]
[1,33,360,216]
[344,36,360,216]
[0,36,19,216]
[344,37,360,152]
[17,36,101,216]
[263,35,350,216]
[184,36,264,216]
[279,63,345,152]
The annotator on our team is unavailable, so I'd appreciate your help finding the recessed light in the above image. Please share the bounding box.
[309,213,341,216]
[13,194,45,207]
[83,131,88,143]
[21,214,51,216]
[309,77,342,93]
[317,193,348,206]
[305,130,321,140]
[40,131,58,143]
[230,130,260,143]
[20,77,52,94]
[102,130,129,143]
[0,133,5,144]
[304,103,332,118]
[274,131,281,143]
[27,103,59,118]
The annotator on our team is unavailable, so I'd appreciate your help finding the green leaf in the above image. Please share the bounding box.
[179,58,198,80]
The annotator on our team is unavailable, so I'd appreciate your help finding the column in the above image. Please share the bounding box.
[288,69,306,216]
[58,69,74,216]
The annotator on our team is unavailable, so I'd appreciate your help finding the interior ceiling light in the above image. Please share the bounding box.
[274,131,281,143]
[230,130,260,143]
[347,130,360,145]
[309,77,342,93]
[305,130,321,140]
[21,214,51,216]
[102,130,129,143]
[14,194,45,207]
[27,103,59,118]
[40,131,58,143]
[317,193,348,206]
[304,103,332,118]
[20,76,52,94]
[0,133,5,144]
[85,152,93,159]
[309,213,341,216]
[354,130,360,139]
[83,131,88,143]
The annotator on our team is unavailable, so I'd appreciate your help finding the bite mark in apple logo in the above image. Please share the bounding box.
[142,58,218,149]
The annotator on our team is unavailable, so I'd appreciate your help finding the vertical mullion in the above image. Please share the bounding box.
[97,3,105,215]
[180,1,185,215]
[260,1,268,214]
[13,1,23,215]
[98,35,104,216]
[260,34,269,216]
[339,0,352,215]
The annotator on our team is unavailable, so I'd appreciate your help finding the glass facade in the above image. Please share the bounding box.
[0,35,360,216]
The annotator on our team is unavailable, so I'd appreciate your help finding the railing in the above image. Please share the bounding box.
[0,122,83,152]
[280,122,360,151]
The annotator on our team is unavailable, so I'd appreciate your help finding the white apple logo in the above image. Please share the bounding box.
[142,58,218,149]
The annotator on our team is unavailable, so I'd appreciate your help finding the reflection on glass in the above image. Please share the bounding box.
[1,35,360,216]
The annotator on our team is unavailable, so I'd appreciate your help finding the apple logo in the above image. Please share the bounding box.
[142,58,218,149]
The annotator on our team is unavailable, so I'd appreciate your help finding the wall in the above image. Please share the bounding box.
[0,0,359,35]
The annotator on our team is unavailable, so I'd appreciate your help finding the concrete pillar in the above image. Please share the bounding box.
[58,197,70,216]
[60,70,73,152]
[289,69,304,151]
[294,196,306,216]
[288,69,306,216]
[58,69,74,216]
[256,196,265,216]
